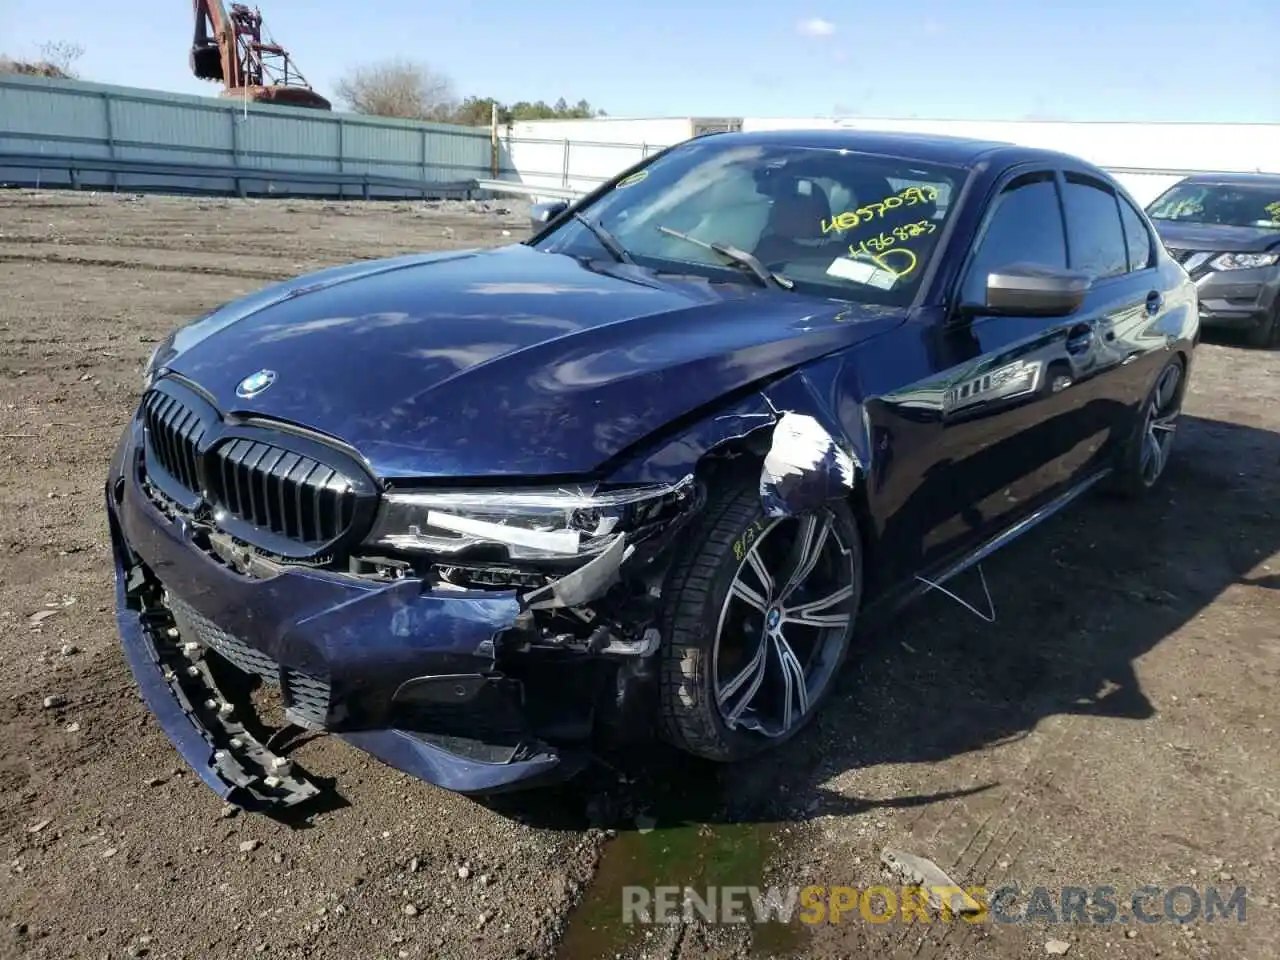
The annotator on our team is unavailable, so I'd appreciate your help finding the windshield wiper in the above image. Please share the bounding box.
[656,225,794,290]
[573,213,632,263]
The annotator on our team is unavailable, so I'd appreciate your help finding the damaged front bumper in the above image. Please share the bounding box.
[103,369,859,806]
[104,428,639,802]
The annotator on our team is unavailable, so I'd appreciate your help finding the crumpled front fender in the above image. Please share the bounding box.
[606,364,867,517]
[758,410,858,517]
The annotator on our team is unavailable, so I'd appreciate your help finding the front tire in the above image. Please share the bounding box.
[658,477,862,762]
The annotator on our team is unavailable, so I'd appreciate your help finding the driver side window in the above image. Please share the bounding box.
[961,172,1067,306]
[612,165,771,263]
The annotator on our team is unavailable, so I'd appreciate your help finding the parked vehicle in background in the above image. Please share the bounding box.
[106,129,1199,809]
[1146,173,1280,347]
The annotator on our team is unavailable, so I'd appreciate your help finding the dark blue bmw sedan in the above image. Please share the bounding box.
[106,129,1199,808]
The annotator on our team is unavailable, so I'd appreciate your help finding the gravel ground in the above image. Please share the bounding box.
[1,190,1278,960]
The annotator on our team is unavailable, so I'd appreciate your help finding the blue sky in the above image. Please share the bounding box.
[3,0,1277,122]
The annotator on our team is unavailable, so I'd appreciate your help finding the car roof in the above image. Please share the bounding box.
[1175,171,1280,187]
[699,127,1087,170]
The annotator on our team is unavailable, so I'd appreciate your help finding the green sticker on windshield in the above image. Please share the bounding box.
[1266,201,1280,220]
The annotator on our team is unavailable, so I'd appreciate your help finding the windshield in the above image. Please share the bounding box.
[1146,182,1280,230]
[532,138,966,306]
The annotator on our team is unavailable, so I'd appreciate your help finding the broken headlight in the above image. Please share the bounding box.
[365,478,695,562]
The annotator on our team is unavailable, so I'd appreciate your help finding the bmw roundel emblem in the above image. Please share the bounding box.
[236,369,277,399]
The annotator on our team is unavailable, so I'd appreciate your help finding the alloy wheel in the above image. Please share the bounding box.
[1139,361,1183,487]
[711,511,858,738]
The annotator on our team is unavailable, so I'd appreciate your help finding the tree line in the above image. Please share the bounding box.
[0,41,84,79]
[333,57,605,126]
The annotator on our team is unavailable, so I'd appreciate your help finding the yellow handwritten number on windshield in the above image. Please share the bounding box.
[616,170,648,189]
[821,185,939,234]
[842,220,933,279]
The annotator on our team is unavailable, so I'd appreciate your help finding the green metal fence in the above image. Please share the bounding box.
[0,73,496,197]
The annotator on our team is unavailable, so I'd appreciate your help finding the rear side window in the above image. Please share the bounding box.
[962,172,1066,304]
[1118,196,1154,271]
[1063,174,1128,279]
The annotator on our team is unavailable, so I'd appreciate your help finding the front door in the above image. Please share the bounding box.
[862,168,1095,587]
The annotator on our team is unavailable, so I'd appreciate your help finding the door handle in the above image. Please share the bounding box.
[1145,290,1164,315]
[1065,322,1094,355]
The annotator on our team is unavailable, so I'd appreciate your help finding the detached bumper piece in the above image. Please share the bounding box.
[108,488,584,799]
[166,593,330,731]
[106,413,598,800]
[135,592,321,809]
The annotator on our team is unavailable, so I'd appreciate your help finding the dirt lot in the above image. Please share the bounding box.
[1,190,1278,960]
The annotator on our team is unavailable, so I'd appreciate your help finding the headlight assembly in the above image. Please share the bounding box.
[142,343,163,387]
[365,478,696,561]
[142,332,176,388]
[1210,252,1279,271]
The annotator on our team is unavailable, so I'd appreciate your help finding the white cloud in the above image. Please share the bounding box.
[796,17,836,38]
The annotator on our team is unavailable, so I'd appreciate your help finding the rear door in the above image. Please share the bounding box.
[1055,169,1172,475]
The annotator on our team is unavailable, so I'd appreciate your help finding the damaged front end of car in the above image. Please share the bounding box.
[105,355,870,808]
[347,475,709,756]
[104,400,719,805]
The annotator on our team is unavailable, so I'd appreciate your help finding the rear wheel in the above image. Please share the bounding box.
[658,478,862,762]
[1106,355,1185,499]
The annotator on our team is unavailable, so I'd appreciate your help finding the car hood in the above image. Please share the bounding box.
[157,244,903,479]
[1153,220,1280,253]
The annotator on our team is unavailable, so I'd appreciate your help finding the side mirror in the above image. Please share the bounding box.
[962,263,1093,318]
[530,200,569,233]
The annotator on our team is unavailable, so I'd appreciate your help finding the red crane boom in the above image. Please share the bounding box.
[190,0,331,110]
